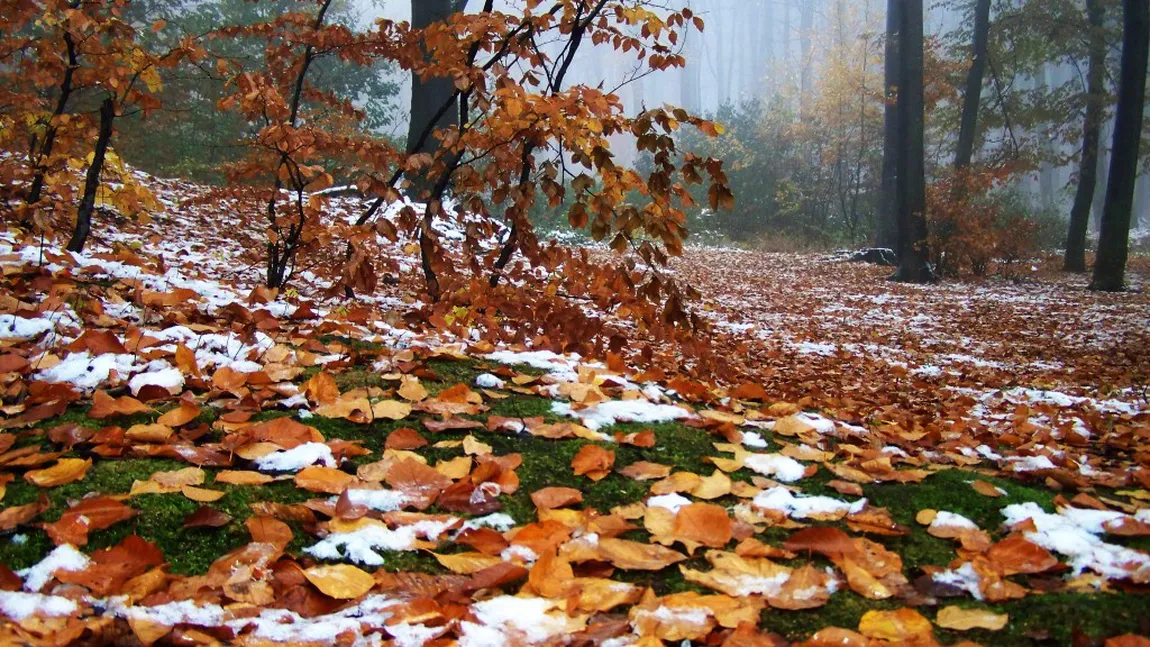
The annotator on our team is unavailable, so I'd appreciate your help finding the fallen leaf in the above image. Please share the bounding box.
[183,506,232,528]
[25,457,91,487]
[295,466,356,494]
[572,445,615,481]
[303,564,375,599]
[433,551,503,575]
[935,606,1008,631]
[971,480,1004,498]
[531,487,584,509]
[89,390,153,419]
[858,608,933,643]
[44,496,136,545]
[385,427,428,450]
[674,503,733,548]
[246,515,293,546]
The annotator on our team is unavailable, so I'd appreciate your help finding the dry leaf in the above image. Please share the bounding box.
[25,458,91,487]
[572,444,615,481]
[935,606,1008,631]
[303,564,375,599]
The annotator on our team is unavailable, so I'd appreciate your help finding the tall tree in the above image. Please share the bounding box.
[1092,0,1149,291]
[891,0,933,282]
[1065,0,1107,272]
[876,0,900,251]
[406,0,466,199]
[953,0,992,170]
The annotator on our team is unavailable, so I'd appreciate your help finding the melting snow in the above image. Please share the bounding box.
[743,454,807,483]
[18,545,91,592]
[1001,502,1150,581]
[551,399,692,431]
[253,442,336,472]
[752,487,866,519]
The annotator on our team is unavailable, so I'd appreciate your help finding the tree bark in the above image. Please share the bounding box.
[890,0,933,282]
[27,27,79,209]
[407,0,463,199]
[1065,0,1106,272]
[876,0,900,251]
[1092,0,1149,291]
[67,97,115,253]
[953,0,991,170]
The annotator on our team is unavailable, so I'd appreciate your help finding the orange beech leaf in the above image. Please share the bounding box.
[857,608,934,643]
[25,457,91,487]
[385,427,428,450]
[246,515,293,547]
[571,444,615,481]
[183,506,232,528]
[530,486,584,509]
[89,390,153,419]
[303,371,341,405]
[294,466,356,494]
[44,495,136,545]
[673,503,732,548]
[156,401,200,427]
[303,564,375,599]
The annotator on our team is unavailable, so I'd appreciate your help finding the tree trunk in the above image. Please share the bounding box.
[1092,0,1149,291]
[799,0,815,120]
[680,30,702,113]
[26,29,79,209]
[1065,0,1106,272]
[891,0,932,282]
[953,0,991,170]
[406,0,463,199]
[876,0,901,251]
[67,97,115,253]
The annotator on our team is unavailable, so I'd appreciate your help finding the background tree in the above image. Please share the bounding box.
[1092,0,1148,291]
[953,0,991,171]
[890,0,932,282]
[1065,0,1108,272]
[877,0,900,251]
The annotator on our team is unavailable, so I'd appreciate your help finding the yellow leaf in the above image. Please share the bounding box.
[432,551,502,574]
[858,608,934,642]
[302,564,376,599]
[935,606,1008,631]
[181,486,225,502]
[25,458,91,487]
[372,400,412,421]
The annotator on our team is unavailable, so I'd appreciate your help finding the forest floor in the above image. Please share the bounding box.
[1,171,1149,646]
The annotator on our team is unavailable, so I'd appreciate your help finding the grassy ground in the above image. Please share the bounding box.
[2,358,1147,645]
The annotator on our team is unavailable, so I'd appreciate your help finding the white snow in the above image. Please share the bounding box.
[0,314,56,340]
[458,596,569,647]
[551,399,692,431]
[475,373,505,389]
[1001,502,1150,581]
[338,489,410,512]
[0,591,79,620]
[253,442,336,472]
[36,352,140,392]
[459,513,517,533]
[304,519,457,566]
[932,562,984,600]
[128,364,185,395]
[18,544,91,592]
[1006,455,1057,472]
[930,511,979,531]
[752,487,866,519]
[743,453,807,483]
[741,431,768,449]
[646,493,692,513]
[500,545,539,564]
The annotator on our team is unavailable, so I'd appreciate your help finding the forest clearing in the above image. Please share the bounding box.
[1,0,1150,645]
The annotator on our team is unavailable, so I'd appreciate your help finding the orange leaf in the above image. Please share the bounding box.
[294,466,356,494]
[89,390,153,419]
[25,458,91,487]
[571,444,615,481]
[303,564,375,599]
[673,503,732,548]
[385,427,428,450]
[530,487,584,509]
[44,496,136,545]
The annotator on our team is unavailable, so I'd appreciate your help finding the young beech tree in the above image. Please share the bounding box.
[1092,0,1149,291]
[219,1,731,358]
[1,0,175,250]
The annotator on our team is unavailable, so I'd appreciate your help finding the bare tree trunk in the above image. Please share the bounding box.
[1065,0,1106,272]
[876,0,900,251]
[953,0,991,170]
[67,97,115,253]
[1092,0,1149,291]
[891,0,933,282]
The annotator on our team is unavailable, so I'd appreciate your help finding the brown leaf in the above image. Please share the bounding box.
[572,444,615,481]
[385,427,428,450]
[304,371,341,405]
[986,535,1059,576]
[784,526,859,559]
[295,466,356,494]
[183,506,232,528]
[619,461,673,480]
[595,537,686,570]
[0,493,48,530]
[89,390,153,419]
[44,495,136,545]
[246,515,293,547]
[156,401,200,427]
[531,486,584,509]
[674,503,733,548]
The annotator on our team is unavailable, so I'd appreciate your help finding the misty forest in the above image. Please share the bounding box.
[1,0,1150,645]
